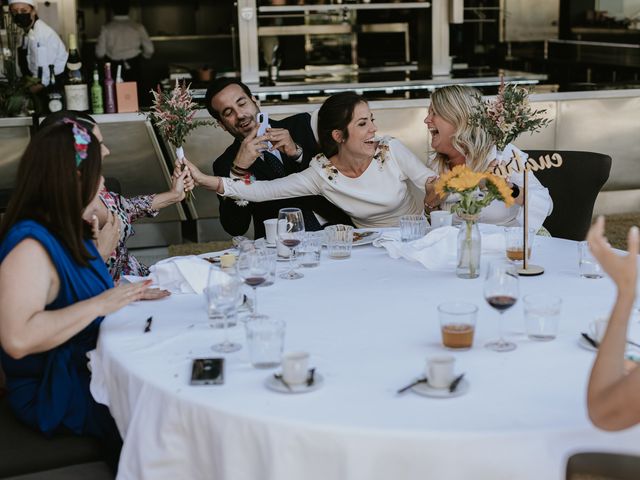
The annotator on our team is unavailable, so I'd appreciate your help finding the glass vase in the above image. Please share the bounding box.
[456,215,481,279]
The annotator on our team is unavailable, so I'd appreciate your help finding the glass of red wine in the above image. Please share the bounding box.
[484,260,519,352]
[277,208,305,280]
[236,248,270,319]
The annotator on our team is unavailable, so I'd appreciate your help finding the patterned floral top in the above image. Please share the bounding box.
[99,190,159,283]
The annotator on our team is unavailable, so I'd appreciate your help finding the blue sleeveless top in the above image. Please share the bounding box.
[0,220,113,435]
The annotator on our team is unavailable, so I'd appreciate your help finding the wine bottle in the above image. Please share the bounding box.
[103,62,116,114]
[47,64,64,113]
[64,33,89,111]
[90,66,104,114]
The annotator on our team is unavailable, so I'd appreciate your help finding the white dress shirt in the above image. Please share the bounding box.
[20,19,67,86]
[95,15,154,60]
[222,136,436,229]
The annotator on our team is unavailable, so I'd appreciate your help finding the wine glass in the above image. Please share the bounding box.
[237,248,270,319]
[484,260,519,352]
[207,266,243,353]
[277,208,305,280]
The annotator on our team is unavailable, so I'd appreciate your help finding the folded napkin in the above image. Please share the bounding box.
[373,225,506,271]
[145,255,212,294]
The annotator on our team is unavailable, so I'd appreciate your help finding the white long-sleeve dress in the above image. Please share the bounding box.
[221,136,436,229]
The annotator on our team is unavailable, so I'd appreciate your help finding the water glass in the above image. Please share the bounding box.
[438,302,477,350]
[326,224,353,259]
[578,241,604,279]
[260,247,278,286]
[400,215,428,242]
[245,315,285,369]
[523,294,562,341]
[298,231,323,268]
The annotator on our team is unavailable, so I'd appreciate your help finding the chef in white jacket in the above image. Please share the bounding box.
[9,0,68,88]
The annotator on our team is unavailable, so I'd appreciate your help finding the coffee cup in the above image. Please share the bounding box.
[263,219,277,245]
[589,317,609,343]
[426,355,455,389]
[281,351,309,385]
[430,211,453,229]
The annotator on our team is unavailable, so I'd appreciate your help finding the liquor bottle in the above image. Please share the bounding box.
[90,66,104,114]
[103,62,116,114]
[64,33,89,111]
[47,64,63,113]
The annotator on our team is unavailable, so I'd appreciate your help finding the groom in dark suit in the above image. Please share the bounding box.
[204,78,351,239]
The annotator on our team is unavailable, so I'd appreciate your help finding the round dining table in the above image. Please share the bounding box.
[90,229,640,480]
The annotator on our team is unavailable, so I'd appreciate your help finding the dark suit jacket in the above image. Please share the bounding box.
[213,113,352,239]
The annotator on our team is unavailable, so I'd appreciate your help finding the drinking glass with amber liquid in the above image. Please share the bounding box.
[505,227,535,263]
[438,302,478,350]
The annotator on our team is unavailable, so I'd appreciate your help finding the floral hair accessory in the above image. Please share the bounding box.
[62,118,91,166]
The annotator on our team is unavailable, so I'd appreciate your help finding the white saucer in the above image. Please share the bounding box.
[265,373,324,394]
[411,378,469,398]
[577,335,598,352]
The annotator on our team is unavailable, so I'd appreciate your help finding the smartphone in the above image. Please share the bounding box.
[256,113,274,152]
[190,358,224,385]
[256,112,270,137]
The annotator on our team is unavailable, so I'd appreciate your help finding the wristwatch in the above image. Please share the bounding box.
[291,144,303,159]
[510,183,520,198]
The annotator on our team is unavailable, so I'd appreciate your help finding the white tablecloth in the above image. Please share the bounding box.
[90,230,640,480]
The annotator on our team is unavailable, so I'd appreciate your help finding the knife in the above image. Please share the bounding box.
[397,377,428,395]
[581,332,599,349]
[449,373,465,393]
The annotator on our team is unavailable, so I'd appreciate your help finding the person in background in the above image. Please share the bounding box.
[8,0,67,90]
[200,77,351,239]
[95,0,154,87]
[587,216,640,431]
[0,120,151,472]
[183,91,437,229]
[40,111,187,287]
[423,85,553,233]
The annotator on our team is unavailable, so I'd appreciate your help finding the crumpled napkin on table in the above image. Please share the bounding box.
[373,225,506,271]
[141,255,211,294]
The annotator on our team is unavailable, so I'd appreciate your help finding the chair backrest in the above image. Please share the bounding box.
[566,452,640,480]
[527,150,611,241]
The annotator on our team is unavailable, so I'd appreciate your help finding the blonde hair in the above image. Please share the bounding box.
[429,85,495,174]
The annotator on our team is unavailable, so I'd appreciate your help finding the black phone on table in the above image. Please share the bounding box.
[190,358,224,385]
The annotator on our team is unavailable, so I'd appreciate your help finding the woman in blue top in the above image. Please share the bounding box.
[0,120,150,471]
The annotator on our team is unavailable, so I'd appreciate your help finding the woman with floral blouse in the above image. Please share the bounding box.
[41,111,187,286]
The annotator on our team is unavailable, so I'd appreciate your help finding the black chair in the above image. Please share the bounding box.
[566,452,640,480]
[527,150,612,241]
[0,396,108,478]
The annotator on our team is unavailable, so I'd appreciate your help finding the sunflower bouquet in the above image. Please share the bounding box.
[434,164,514,217]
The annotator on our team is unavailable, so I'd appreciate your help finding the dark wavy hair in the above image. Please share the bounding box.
[317,91,366,158]
[0,122,103,266]
[204,77,254,121]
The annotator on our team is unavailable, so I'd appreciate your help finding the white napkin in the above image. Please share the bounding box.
[145,255,211,294]
[373,225,506,271]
